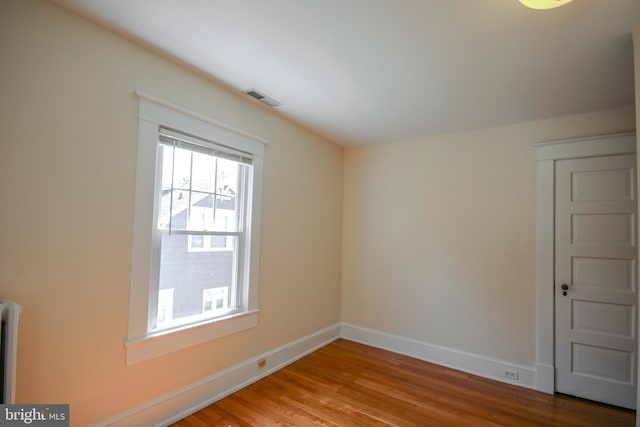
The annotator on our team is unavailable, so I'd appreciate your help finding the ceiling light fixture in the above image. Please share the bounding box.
[518,0,574,10]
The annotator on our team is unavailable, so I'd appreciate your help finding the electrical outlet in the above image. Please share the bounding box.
[258,358,267,368]
[504,369,518,381]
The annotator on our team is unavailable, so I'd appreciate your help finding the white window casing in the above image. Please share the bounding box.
[126,91,267,366]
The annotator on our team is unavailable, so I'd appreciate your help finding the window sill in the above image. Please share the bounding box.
[124,309,259,366]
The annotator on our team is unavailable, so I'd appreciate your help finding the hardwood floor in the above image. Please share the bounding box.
[171,339,635,426]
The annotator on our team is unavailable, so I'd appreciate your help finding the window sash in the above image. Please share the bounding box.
[157,136,250,235]
[149,229,245,332]
[148,129,252,333]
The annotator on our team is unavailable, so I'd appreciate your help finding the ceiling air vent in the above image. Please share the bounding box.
[244,88,281,108]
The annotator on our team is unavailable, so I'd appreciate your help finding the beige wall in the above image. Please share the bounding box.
[0,0,343,424]
[342,108,635,366]
[1,0,637,423]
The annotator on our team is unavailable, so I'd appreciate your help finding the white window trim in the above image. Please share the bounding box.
[126,91,267,366]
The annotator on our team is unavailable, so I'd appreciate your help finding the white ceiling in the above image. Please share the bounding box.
[54,0,640,146]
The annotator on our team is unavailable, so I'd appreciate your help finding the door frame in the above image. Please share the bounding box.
[534,132,636,393]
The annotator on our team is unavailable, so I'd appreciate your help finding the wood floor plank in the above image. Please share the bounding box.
[170,339,635,426]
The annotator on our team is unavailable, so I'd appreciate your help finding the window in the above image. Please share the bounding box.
[157,289,175,323]
[126,91,267,365]
[187,211,234,252]
[151,131,250,331]
[203,287,229,313]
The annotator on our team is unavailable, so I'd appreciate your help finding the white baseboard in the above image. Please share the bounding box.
[95,323,341,427]
[535,363,555,394]
[97,322,540,426]
[341,323,536,390]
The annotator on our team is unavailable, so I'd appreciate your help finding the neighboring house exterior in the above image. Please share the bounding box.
[157,187,237,323]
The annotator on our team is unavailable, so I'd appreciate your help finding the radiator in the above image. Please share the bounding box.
[0,301,21,404]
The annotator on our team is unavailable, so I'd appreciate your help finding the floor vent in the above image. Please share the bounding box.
[244,89,281,108]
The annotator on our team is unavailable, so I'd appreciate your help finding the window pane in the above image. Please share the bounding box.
[210,234,227,248]
[217,157,238,182]
[215,159,241,232]
[172,147,192,190]
[216,158,239,196]
[158,189,190,230]
[158,147,247,233]
[156,233,238,328]
[191,151,217,193]
[203,287,229,313]
[214,196,237,232]
[157,289,174,323]
[189,192,214,231]
[160,145,174,190]
[190,235,204,249]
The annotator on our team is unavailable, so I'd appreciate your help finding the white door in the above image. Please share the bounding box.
[555,154,637,409]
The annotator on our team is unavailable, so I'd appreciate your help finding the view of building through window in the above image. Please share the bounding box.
[203,287,229,312]
[153,142,247,330]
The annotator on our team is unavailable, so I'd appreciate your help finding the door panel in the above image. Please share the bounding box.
[571,168,633,202]
[572,343,633,382]
[572,214,634,245]
[572,257,634,291]
[572,300,633,337]
[555,154,637,409]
